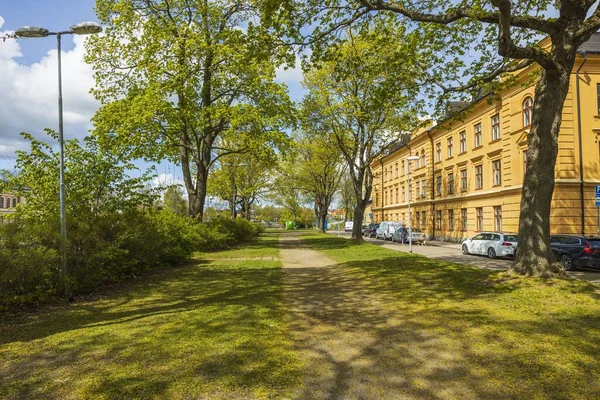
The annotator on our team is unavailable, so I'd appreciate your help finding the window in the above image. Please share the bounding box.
[491,114,500,141]
[494,206,502,231]
[395,188,399,203]
[421,150,426,167]
[384,168,387,181]
[474,123,482,147]
[448,173,454,195]
[460,169,467,192]
[493,160,502,186]
[395,163,398,178]
[436,210,442,230]
[461,208,467,231]
[375,192,379,207]
[12,198,16,208]
[416,212,420,229]
[402,186,405,202]
[523,152,527,175]
[448,209,454,231]
[390,190,393,204]
[414,182,420,199]
[0,196,3,209]
[597,84,600,115]
[447,137,453,158]
[523,97,533,127]
[384,191,387,206]
[408,183,412,201]
[476,207,483,231]
[436,175,442,196]
[475,165,483,189]
[414,156,420,169]
[436,142,441,162]
[421,180,426,199]
[459,131,466,153]
[401,160,405,176]
[402,213,405,223]
[422,212,426,230]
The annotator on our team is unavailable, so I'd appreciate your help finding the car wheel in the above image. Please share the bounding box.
[560,254,574,271]
[462,244,469,255]
[487,248,496,259]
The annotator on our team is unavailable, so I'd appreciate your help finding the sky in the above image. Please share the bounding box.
[0,1,306,188]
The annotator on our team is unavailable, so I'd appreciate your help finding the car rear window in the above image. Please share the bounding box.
[565,237,581,245]
[504,235,517,242]
[587,238,600,247]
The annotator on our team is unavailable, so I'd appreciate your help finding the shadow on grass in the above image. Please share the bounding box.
[0,254,300,399]
[282,234,600,399]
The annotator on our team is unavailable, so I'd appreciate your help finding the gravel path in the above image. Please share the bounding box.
[280,233,417,400]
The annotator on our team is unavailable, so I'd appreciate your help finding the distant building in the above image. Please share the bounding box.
[0,193,24,223]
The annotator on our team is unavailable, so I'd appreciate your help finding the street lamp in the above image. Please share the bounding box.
[15,22,103,295]
[406,155,420,254]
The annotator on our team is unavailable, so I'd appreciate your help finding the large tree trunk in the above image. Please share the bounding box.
[508,67,571,278]
[351,198,366,240]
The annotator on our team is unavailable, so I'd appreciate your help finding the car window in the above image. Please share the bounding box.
[587,238,600,247]
[565,237,581,245]
[473,234,485,240]
[550,236,564,244]
[504,235,517,242]
[492,234,501,241]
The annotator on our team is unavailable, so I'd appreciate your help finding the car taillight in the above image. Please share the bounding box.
[501,242,513,246]
[583,240,592,254]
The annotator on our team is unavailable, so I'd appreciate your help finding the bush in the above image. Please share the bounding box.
[0,210,263,310]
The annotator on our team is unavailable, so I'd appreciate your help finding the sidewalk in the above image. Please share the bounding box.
[425,240,463,251]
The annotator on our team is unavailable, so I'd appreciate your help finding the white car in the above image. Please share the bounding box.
[461,232,518,259]
[376,222,402,240]
[344,221,354,232]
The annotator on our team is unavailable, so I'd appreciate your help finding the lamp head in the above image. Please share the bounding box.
[70,21,103,35]
[15,26,49,38]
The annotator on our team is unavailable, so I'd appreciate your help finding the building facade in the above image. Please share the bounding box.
[371,40,600,241]
[0,193,24,223]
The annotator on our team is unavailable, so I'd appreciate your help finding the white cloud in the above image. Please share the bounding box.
[275,54,304,85]
[0,16,99,163]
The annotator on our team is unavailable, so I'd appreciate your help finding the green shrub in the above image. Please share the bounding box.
[0,210,263,310]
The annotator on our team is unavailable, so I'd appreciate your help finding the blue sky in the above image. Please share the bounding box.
[0,1,305,188]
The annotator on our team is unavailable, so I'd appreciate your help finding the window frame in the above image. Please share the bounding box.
[436,210,442,230]
[448,173,455,195]
[522,97,533,127]
[448,209,454,231]
[492,159,502,186]
[461,208,467,231]
[475,165,483,190]
[460,169,467,192]
[436,175,442,196]
[491,113,500,141]
[474,123,482,147]
[436,142,442,162]
[476,207,484,231]
[447,137,453,158]
[494,206,502,231]
[459,131,466,153]
[421,149,426,167]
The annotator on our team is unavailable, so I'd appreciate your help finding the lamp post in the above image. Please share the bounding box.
[15,22,103,295]
[406,155,420,254]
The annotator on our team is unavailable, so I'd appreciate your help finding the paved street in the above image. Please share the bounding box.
[329,231,600,284]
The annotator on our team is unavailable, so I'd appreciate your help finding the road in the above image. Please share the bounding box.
[329,231,600,284]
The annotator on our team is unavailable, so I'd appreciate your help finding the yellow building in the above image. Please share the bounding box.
[371,35,600,242]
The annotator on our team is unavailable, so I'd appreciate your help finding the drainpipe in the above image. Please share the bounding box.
[576,50,587,235]
[380,158,384,222]
[427,131,435,239]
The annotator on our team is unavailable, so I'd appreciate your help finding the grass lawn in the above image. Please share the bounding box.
[299,233,600,399]
[0,233,301,399]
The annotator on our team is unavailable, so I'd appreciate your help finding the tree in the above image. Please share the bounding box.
[338,173,356,222]
[87,0,294,220]
[163,185,188,216]
[293,133,344,232]
[270,158,304,224]
[208,152,274,220]
[302,23,423,240]
[266,0,600,276]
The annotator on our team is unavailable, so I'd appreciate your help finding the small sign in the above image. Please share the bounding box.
[596,185,600,196]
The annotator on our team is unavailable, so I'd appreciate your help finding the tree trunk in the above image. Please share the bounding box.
[351,199,366,240]
[188,168,208,221]
[318,209,328,233]
[508,67,571,278]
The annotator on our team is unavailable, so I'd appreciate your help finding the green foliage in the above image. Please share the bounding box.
[162,185,188,216]
[87,0,296,218]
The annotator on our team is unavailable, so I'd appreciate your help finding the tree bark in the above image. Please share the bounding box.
[351,199,366,240]
[508,67,571,278]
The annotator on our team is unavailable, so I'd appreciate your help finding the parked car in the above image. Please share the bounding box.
[363,223,380,238]
[344,221,354,232]
[376,222,402,240]
[461,232,517,259]
[550,235,600,271]
[393,228,426,244]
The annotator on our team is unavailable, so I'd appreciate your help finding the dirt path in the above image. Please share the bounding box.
[280,232,411,400]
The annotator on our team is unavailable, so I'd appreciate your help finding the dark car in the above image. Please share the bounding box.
[363,223,380,238]
[550,235,600,270]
